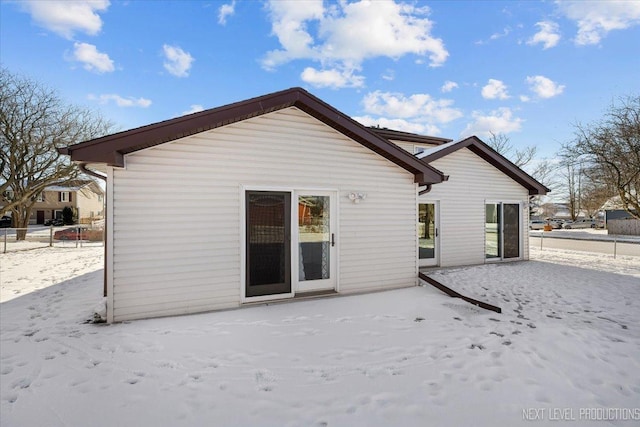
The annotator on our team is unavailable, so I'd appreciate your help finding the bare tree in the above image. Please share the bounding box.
[560,162,581,221]
[540,203,558,218]
[486,132,537,169]
[562,95,640,219]
[0,68,113,239]
[486,132,558,217]
[581,182,612,219]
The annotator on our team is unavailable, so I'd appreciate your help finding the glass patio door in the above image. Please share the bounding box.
[419,202,439,267]
[245,191,291,297]
[296,192,337,293]
[485,202,521,261]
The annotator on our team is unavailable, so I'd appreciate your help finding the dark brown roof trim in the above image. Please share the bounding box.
[369,128,452,145]
[63,87,445,186]
[418,136,550,196]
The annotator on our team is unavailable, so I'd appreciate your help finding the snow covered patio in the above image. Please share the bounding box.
[1,247,639,426]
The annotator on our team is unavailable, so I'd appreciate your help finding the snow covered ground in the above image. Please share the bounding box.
[1,247,639,426]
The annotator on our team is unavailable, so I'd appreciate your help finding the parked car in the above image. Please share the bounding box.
[563,219,596,229]
[0,215,12,228]
[54,227,103,241]
[547,219,563,229]
[529,220,547,230]
[44,218,64,226]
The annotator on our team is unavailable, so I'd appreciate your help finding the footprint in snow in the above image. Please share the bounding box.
[254,370,276,392]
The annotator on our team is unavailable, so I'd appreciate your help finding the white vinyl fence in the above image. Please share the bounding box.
[2,225,104,253]
[530,233,640,258]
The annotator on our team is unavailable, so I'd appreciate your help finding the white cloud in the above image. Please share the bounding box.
[218,1,236,25]
[262,0,448,84]
[20,0,109,39]
[382,69,395,81]
[527,21,561,49]
[300,66,364,89]
[354,90,463,136]
[490,27,511,41]
[557,0,640,45]
[162,44,194,77]
[481,79,510,100]
[441,80,458,93]
[88,94,152,108]
[526,75,565,98]
[363,91,463,123]
[520,95,531,103]
[71,42,114,73]
[353,115,441,135]
[181,105,204,116]
[462,108,523,137]
[475,26,511,45]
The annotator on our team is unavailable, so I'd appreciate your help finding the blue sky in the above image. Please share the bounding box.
[1,0,639,163]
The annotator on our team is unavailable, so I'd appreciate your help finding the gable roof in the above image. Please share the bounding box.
[61,87,445,186]
[417,136,549,196]
[45,179,103,194]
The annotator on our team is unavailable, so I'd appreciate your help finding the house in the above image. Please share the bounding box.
[29,180,105,225]
[62,88,547,323]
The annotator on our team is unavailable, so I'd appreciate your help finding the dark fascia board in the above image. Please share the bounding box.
[369,128,452,146]
[63,87,445,186]
[419,136,550,196]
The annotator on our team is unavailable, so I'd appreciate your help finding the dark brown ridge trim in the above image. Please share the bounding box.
[418,272,502,314]
[419,136,550,196]
[62,87,445,186]
[369,128,452,146]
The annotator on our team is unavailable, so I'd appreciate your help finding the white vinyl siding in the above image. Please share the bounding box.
[110,107,417,322]
[420,148,529,267]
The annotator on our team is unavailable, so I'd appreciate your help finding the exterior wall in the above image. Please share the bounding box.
[110,107,418,322]
[75,187,104,222]
[419,148,530,267]
[30,191,72,224]
[29,187,104,223]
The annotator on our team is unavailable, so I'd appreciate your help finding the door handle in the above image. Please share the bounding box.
[435,228,439,237]
[331,233,335,247]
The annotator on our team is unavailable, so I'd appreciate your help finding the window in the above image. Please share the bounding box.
[36,193,45,202]
[485,202,521,260]
[60,192,70,202]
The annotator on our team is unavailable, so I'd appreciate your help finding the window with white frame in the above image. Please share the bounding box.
[60,191,70,202]
[36,193,45,202]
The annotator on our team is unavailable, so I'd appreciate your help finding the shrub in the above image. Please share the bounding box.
[62,206,75,225]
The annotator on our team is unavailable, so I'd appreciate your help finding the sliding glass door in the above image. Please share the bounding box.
[485,202,521,261]
[244,189,337,300]
[418,202,439,267]
[503,203,520,259]
[245,191,291,297]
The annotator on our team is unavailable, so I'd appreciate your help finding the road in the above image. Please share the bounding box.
[530,236,640,257]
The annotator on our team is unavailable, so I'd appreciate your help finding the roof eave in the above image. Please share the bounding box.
[63,87,446,184]
[421,136,549,196]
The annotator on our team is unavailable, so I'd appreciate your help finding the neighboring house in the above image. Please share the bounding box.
[30,180,104,224]
[62,88,547,323]
[601,196,638,224]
